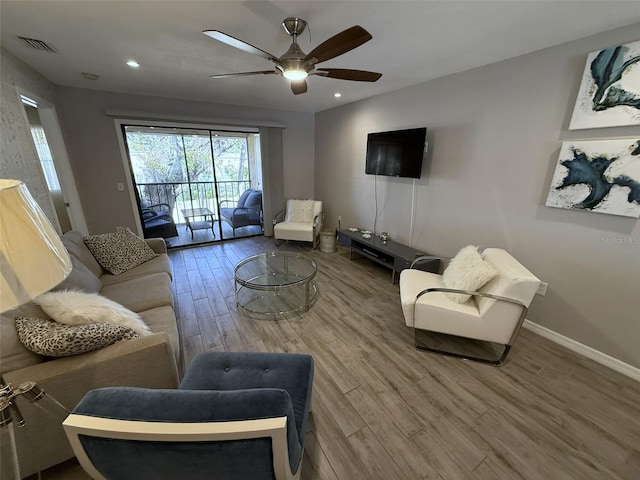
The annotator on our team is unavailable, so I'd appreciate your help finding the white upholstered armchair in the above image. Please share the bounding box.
[273,200,323,249]
[399,247,540,365]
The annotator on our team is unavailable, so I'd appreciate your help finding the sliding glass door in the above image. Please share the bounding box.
[122,125,262,246]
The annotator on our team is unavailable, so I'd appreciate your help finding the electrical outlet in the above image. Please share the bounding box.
[116,182,125,191]
[338,216,342,222]
[536,281,548,296]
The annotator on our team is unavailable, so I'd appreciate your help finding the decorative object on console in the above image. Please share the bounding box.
[0,179,73,480]
[35,290,152,336]
[545,138,640,217]
[83,226,157,275]
[441,245,498,303]
[569,39,640,130]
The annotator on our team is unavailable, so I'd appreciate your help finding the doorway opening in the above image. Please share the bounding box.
[20,95,73,232]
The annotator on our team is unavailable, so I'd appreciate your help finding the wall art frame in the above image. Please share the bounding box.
[569,39,640,130]
[545,138,640,217]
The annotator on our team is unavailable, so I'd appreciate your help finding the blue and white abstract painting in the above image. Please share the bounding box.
[546,138,640,217]
[569,39,640,130]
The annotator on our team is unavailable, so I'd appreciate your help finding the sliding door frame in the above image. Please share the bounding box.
[113,118,264,239]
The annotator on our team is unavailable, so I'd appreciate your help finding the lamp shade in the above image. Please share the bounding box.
[0,179,72,312]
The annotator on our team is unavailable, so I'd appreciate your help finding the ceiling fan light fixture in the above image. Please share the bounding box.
[283,69,308,81]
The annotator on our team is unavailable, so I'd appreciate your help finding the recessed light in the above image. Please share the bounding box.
[334,92,342,98]
[126,60,140,68]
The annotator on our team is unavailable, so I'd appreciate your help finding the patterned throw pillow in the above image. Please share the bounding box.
[442,245,498,303]
[83,227,157,275]
[15,316,140,357]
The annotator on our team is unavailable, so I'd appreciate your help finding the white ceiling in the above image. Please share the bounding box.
[2,1,640,113]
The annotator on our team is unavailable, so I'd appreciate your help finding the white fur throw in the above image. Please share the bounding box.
[35,290,152,336]
[442,245,498,303]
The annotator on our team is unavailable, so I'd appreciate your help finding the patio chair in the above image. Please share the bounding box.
[141,203,178,240]
[219,189,263,234]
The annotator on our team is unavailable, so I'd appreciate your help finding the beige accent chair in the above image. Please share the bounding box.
[399,248,540,365]
[273,200,323,249]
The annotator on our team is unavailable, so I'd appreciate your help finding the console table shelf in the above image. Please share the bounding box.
[338,230,440,283]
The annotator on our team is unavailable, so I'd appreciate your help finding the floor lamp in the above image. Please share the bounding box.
[0,179,73,479]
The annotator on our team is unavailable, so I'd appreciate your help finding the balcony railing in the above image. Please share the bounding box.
[136,180,252,223]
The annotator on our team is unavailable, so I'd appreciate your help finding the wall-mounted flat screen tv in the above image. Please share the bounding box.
[365,127,427,179]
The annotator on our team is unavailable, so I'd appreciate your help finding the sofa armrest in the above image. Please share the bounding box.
[145,237,167,254]
[2,333,179,477]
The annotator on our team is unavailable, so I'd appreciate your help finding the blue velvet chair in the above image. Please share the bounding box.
[63,351,314,480]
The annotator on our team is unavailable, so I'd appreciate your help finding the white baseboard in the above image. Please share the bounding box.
[523,320,640,382]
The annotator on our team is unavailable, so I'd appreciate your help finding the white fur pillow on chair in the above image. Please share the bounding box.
[35,290,152,336]
[442,245,498,303]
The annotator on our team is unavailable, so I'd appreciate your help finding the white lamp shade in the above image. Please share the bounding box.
[0,179,72,312]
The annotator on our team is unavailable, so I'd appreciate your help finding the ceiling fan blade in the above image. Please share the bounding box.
[203,30,281,64]
[210,70,279,79]
[315,68,382,82]
[291,80,308,95]
[304,26,372,64]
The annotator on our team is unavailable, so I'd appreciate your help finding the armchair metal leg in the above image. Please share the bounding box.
[413,328,512,366]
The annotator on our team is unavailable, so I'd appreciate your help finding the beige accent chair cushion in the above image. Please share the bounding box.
[400,248,539,346]
[274,199,323,246]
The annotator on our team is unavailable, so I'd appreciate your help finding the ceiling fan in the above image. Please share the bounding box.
[203,17,382,95]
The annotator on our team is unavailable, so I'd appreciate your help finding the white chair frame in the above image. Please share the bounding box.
[63,413,302,480]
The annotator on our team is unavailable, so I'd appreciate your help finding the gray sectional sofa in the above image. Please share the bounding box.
[0,231,181,478]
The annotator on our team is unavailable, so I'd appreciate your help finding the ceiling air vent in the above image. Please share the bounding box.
[16,36,57,53]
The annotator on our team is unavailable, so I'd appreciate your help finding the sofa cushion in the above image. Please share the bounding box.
[62,231,104,277]
[35,290,152,336]
[15,316,140,357]
[442,245,498,303]
[100,273,174,313]
[138,306,180,364]
[236,189,253,207]
[100,254,172,286]
[244,190,262,209]
[83,227,157,275]
[55,255,102,293]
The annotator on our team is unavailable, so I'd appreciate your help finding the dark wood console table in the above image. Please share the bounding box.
[338,230,440,283]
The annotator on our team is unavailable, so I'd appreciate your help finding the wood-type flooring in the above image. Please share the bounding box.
[33,236,640,480]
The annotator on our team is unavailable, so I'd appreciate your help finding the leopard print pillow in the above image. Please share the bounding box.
[83,227,157,275]
[15,316,141,357]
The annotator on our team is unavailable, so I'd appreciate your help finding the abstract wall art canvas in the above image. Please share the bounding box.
[545,138,640,217]
[569,39,640,130]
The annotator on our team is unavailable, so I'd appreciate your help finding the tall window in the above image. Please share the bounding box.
[30,125,61,191]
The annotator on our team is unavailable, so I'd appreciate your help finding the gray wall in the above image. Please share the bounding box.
[0,49,60,229]
[55,87,314,234]
[315,24,640,368]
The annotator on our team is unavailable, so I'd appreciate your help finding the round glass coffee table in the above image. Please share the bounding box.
[234,252,318,319]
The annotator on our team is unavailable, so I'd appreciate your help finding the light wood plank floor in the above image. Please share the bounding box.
[35,236,640,480]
